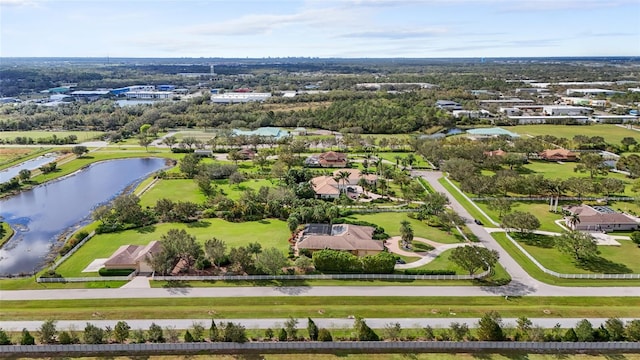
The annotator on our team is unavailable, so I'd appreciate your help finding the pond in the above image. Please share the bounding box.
[0,153,58,183]
[0,157,168,275]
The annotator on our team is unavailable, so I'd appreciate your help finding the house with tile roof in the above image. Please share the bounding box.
[103,241,163,273]
[539,148,578,161]
[296,223,385,256]
[563,205,639,232]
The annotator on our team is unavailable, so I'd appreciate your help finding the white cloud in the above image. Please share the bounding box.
[187,7,348,36]
[339,27,449,40]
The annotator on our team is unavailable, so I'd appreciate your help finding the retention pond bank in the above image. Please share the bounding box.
[0,157,167,275]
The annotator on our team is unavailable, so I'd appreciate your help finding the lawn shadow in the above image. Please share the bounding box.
[135,225,156,233]
[576,256,632,274]
[79,155,95,159]
[258,219,271,224]
[514,233,555,248]
[163,280,192,288]
[187,221,211,228]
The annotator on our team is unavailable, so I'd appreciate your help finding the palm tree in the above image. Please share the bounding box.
[338,170,351,193]
[394,155,402,169]
[566,213,581,230]
[400,220,414,249]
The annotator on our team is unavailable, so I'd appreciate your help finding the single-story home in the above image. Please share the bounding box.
[319,151,347,168]
[484,149,507,157]
[539,148,578,161]
[305,151,348,168]
[296,223,384,256]
[310,169,377,199]
[103,241,162,273]
[563,205,639,232]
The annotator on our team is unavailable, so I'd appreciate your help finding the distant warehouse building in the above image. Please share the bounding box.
[69,90,110,101]
[211,93,272,104]
[566,88,624,96]
[125,91,174,99]
[542,105,593,116]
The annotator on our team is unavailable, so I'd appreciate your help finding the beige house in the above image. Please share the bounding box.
[297,223,385,257]
[564,205,639,232]
[310,169,377,199]
[103,241,163,273]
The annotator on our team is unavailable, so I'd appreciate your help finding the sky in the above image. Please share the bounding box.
[1,0,639,58]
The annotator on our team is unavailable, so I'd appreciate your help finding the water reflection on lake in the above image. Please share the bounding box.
[0,157,167,275]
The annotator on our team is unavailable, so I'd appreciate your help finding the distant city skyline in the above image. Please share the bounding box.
[1,0,639,58]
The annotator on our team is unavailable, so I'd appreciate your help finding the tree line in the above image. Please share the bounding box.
[3,313,639,345]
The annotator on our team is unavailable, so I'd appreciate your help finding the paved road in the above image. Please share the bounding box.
[2,318,635,332]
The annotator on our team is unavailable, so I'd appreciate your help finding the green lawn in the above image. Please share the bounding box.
[349,212,462,244]
[492,233,640,286]
[56,218,290,277]
[475,201,565,232]
[213,178,276,200]
[410,248,511,283]
[0,130,104,141]
[375,152,430,168]
[503,124,638,145]
[515,234,640,274]
[3,296,638,321]
[438,178,495,226]
[139,179,206,207]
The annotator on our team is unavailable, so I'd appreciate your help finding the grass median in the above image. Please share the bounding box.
[2,296,638,321]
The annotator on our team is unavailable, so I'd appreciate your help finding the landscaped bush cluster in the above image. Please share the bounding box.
[58,231,90,256]
[98,268,135,277]
[312,249,396,274]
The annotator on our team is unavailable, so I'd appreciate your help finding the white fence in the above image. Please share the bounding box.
[445,177,640,279]
[1,341,639,355]
[152,272,489,281]
[504,232,640,279]
[35,271,491,283]
[49,231,96,271]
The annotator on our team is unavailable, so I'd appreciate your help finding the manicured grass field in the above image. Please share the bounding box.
[503,124,638,145]
[438,178,495,226]
[349,212,462,244]
[492,233,640,287]
[515,234,640,275]
[213,178,277,200]
[55,218,290,277]
[2,296,638,321]
[375,152,430,168]
[0,130,104,141]
[139,179,206,207]
[475,201,565,232]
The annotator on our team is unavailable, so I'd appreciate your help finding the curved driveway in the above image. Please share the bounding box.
[1,172,639,301]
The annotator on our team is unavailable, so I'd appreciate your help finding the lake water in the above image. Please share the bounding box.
[0,153,58,183]
[0,157,168,275]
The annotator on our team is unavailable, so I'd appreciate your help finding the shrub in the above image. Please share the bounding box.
[98,268,135,277]
[318,328,333,342]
